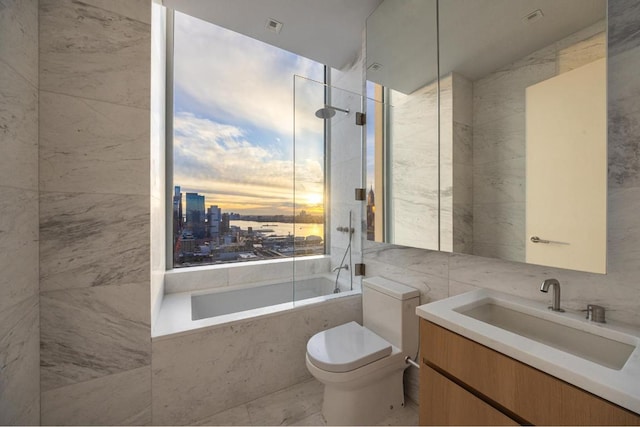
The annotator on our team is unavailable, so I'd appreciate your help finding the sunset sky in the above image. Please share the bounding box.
[173,11,326,216]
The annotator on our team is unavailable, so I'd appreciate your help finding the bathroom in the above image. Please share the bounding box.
[1,0,640,425]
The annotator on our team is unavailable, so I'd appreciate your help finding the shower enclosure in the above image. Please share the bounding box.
[292,75,372,301]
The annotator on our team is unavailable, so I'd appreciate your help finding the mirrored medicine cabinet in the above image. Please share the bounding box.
[365,0,607,274]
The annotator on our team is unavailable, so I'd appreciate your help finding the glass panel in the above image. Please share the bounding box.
[293,76,367,301]
[365,0,440,251]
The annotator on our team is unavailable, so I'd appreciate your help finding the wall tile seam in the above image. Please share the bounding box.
[40,363,152,395]
[0,55,39,91]
[2,292,40,315]
[37,88,152,113]
[37,188,153,199]
[38,278,153,296]
[0,184,39,195]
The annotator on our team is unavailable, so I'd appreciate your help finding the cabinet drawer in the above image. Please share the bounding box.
[421,320,640,425]
[420,364,518,426]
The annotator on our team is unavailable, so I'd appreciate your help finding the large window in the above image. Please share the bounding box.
[171,11,326,267]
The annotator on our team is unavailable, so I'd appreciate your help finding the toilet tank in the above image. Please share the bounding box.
[362,277,420,358]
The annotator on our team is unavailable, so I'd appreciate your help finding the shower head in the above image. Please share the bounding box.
[315,105,349,119]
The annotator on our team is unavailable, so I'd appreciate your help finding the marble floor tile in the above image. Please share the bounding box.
[376,399,419,426]
[246,379,324,426]
[193,378,419,426]
[193,404,252,426]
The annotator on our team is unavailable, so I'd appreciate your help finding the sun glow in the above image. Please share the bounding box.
[306,193,324,206]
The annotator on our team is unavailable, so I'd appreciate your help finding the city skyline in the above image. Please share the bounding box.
[173,11,326,216]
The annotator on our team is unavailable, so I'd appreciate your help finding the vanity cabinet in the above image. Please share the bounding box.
[419,319,640,426]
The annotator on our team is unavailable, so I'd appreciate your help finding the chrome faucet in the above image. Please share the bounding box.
[540,278,564,312]
[332,264,348,272]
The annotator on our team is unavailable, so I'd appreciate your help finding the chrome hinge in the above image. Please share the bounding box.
[355,112,366,126]
[355,188,366,201]
[354,263,365,276]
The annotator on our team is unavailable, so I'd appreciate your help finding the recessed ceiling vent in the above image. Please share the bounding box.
[367,62,383,72]
[522,9,544,25]
[265,18,283,34]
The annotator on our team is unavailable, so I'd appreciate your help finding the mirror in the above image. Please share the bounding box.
[365,0,440,251]
[366,0,607,274]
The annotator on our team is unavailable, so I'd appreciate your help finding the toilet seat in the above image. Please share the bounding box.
[306,321,392,373]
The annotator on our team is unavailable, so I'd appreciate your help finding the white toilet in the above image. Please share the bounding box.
[305,277,420,425]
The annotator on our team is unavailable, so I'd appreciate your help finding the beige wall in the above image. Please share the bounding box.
[0,0,40,424]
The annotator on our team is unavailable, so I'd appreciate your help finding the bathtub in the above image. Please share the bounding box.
[153,273,360,338]
[151,274,363,424]
[191,276,345,320]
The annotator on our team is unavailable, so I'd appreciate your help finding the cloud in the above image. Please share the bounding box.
[174,12,325,140]
[174,112,324,215]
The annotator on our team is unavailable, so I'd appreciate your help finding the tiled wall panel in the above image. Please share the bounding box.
[38,0,152,424]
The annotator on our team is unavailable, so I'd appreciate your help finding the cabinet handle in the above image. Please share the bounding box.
[530,236,569,245]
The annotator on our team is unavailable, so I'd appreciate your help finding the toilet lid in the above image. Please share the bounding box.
[306,321,392,373]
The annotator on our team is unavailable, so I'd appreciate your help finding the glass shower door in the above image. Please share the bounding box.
[293,75,367,300]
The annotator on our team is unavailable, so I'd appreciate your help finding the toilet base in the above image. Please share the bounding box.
[321,367,405,426]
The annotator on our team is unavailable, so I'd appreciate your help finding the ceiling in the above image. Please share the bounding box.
[161,0,606,94]
[162,0,383,69]
[367,0,606,93]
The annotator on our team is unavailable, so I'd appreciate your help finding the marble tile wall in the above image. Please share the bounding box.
[472,21,606,261]
[151,295,362,425]
[38,0,152,424]
[363,1,640,406]
[440,73,474,253]
[0,0,40,424]
[388,82,440,251]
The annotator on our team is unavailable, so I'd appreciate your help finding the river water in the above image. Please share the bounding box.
[230,220,324,239]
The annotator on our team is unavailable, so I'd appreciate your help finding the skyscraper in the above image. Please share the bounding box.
[186,192,206,238]
[173,186,183,237]
[207,205,221,239]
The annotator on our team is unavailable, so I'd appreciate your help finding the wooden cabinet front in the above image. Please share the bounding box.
[420,363,517,426]
[419,319,640,426]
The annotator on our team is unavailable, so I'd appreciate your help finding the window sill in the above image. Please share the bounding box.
[164,255,331,294]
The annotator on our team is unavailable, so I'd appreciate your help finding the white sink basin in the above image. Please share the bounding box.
[458,302,635,370]
[416,289,640,414]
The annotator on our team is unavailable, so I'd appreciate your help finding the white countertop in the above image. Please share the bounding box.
[416,289,640,415]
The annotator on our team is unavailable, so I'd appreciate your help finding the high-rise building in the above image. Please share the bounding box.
[186,192,206,238]
[366,186,375,241]
[173,186,183,239]
[221,212,230,233]
[207,205,221,238]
